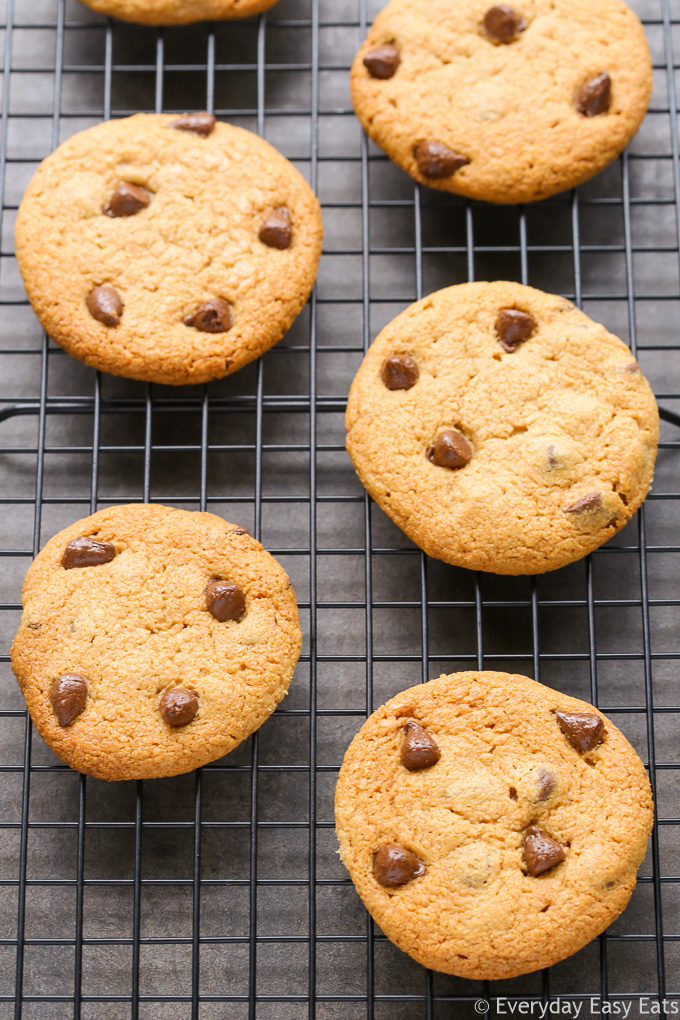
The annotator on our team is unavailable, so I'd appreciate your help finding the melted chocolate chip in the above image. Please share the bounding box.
[414,140,469,180]
[576,73,611,117]
[483,5,527,43]
[184,298,233,333]
[87,284,123,327]
[50,673,88,727]
[206,580,246,622]
[496,308,536,352]
[564,491,603,514]
[401,720,441,771]
[372,843,426,887]
[62,536,116,570]
[427,429,472,469]
[524,825,565,877]
[363,43,401,79]
[381,354,419,391]
[103,182,152,218]
[555,710,605,753]
[259,207,293,250]
[170,112,216,136]
[231,527,250,535]
[536,767,557,802]
[159,687,199,726]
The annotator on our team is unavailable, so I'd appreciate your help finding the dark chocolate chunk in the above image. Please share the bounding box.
[427,429,473,469]
[170,112,216,136]
[50,673,88,727]
[87,284,123,327]
[414,140,469,180]
[524,825,566,876]
[363,43,401,79]
[372,843,426,887]
[206,580,246,622]
[555,710,605,753]
[536,767,557,802]
[104,182,152,218]
[576,73,611,117]
[401,720,441,771]
[483,5,526,43]
[564,492,603,514]
[62,536,116,570]
[496,308,536,352]
[259,207,293,250]
[381,354,419,391]
[159,687,199,726]
[184,298,233,333]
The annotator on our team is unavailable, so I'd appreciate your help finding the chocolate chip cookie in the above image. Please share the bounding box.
[78,0,278,25]
[346,281,659,574]
[351,0,652,202]
[335,671,653,979]
[11,504,302,781]
[16,113,322,385]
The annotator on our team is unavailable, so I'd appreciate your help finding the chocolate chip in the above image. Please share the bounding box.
[414,140,469,180]
[363,43,401,79]
[62,536,116,570]
[381,354,419,391]
[206,580,246,622]
[625,361,641,374]
[159,687,198,726]
[576,72,611,117]
[372,843,426,887]
[564,491,603,514]
[555,710,605,753]
[536,768,557,802]
[401,720,441,771]
[483,5,526,43]
[184,298,233,333]
[524,825,565,877]
[427,429,472,469]
[50,673,88,727]
[87,284,123,327]
[170,112,216,136]
[496,308,536,352]
[103,182,152,218]
[231,527,250,535]
[259,207,293,250]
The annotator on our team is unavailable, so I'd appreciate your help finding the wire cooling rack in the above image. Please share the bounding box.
[1,0,679,1016]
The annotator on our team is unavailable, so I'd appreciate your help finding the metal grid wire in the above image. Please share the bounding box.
[1,0,680,1016]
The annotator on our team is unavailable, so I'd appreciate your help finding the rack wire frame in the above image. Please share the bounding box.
[1,0,680,1016]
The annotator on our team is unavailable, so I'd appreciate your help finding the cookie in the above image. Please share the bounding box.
[351,0,652,203]
[16,113,322,385]
[78,0,278,25]
[345,281,659,574]
[10,504,302,781]
[335,671,653,979]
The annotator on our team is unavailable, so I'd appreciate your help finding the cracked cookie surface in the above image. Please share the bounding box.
[16,113,322,385]
[345,281,659,574]
[351,0,652,203]
[11,504,302,781]
[335,671,653,979]
[77,0,278,26]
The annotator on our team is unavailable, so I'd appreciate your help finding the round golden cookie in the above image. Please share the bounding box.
[345,281,659,575]
[16,113,322,385]
[10,504,302,781]
[351,0,652,203]
[335,671,653,980]
[78,0,278,26]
